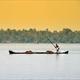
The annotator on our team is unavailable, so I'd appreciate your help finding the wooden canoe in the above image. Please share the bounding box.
[9,50,69,54]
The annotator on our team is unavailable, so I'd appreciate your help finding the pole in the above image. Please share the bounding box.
[47,37,56,48]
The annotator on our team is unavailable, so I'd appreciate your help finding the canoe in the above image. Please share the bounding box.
[9,50,69,54]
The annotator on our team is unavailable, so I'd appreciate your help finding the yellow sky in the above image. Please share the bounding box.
[0,0,80,31]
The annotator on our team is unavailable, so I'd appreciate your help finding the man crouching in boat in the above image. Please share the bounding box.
[54,44,60,53]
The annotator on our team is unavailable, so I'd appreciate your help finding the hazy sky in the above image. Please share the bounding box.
[0,0,80,31]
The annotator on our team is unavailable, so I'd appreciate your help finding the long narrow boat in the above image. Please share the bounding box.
[9,50,69,54]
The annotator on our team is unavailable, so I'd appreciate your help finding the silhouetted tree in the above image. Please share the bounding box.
[0,28,80,43]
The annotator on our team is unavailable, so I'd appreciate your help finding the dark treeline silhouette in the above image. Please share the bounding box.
[0,28,80,43]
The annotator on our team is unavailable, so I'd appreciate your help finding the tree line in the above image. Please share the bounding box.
[0,28,80,43]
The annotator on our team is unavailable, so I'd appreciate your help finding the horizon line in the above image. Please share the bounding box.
[0,28,79,32]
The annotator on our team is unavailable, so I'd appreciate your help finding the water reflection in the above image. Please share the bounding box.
[56,54,59,60]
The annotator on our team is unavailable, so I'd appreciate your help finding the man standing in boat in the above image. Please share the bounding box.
[54,44,60,53]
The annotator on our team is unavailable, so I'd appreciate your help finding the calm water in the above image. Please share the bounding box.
[0,43,80,80]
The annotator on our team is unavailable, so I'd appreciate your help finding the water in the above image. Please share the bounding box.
[0,43,80,80]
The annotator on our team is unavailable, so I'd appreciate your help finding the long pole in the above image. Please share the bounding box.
[47,37,56,48]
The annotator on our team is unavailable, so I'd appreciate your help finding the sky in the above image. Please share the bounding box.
[0,0,80,31]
